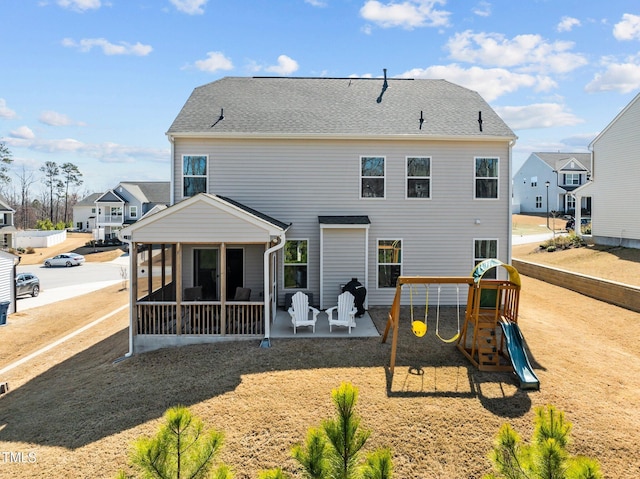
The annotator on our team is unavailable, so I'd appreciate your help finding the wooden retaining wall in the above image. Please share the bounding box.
[512,259,640,313]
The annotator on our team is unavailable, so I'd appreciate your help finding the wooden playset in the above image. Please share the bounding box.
[381,259,539,389]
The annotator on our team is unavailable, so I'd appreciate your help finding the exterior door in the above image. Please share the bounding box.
[226,248,244,299]
[194,249,218,300]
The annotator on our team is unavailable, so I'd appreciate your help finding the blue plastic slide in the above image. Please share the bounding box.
[499,320,540,390]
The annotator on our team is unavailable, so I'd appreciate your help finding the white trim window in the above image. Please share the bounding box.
[284,239,308,289]
[361,156,385,198]
[377,239,402,288]
[564,173,580,186]
[474,157,499,199]
[406,156,431,198]
[535,196,542,208]
[183,155,208,197]
[129,205,138,219]
[474,239,498,279]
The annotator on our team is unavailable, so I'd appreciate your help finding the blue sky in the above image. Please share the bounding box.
[2,0,640,195]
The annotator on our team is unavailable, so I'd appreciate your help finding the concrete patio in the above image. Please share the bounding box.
[269,309,379,339]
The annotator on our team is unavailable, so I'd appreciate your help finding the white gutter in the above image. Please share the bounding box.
[262,231,287,346]
[167,132,517,142]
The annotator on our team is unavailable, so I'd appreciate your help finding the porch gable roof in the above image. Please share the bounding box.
[119,193,290,243]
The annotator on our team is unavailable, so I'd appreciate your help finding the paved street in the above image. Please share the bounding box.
[15,254,130,312]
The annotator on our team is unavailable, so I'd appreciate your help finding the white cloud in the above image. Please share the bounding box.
[399,64,554,102]
[39,110,85,127]
[473,1,491,18]
[557,16,581,32]
[494,103,584,130]
[62,38,152,56]
[613,13,640,41]
[585,61,640,93]
[194,52,234,73]
[170,0,208,15]
[446,30,587,74]
[305,0,327,6]
[264,55,299,75]
[57,0,101,12]
[9,126,35,140]
[360,0,450,30]
[4,135,169,164]
[0,99,17,119]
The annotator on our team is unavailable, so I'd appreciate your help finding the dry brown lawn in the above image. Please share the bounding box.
[1,218,639,478]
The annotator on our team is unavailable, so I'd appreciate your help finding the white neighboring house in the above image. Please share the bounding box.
[575,91,640,248]
[0,196,16,250]
[72,192,102,232]
[119,76,518,353]
[512,152,591,217]
[0,249,20,315]
[76,182,169,240]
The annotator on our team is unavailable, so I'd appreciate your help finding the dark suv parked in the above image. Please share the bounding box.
[16,272,40,297]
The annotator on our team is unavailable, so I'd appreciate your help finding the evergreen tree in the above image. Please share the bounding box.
[0,141,13,190]
[117,405,232,479]
[290,382,393,479]
[484,405,602,479]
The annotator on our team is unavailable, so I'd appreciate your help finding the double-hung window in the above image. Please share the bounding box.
[475,157,499,199]
[284,240,308,289]
[406,157,431,198]
[535,196,542,209]
[129,206,138,219]
[361,156,385,198]
[378,239,402,288]
[474,239,498,279]
[183,155,208,197]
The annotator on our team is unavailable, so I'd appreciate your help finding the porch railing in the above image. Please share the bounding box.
[135,301,264,336]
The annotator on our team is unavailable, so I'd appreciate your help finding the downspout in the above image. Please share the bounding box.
[168,135,175,206]
[124,239,135,358]
[508,139,516,265]
[261,231,287,348]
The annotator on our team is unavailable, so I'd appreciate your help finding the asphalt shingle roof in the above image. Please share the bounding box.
[535,152,592,171]
[167,76,516,139]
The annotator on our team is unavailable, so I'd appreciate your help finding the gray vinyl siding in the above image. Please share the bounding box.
[172,137,511,306]
[321,228,367,308]
[129,200,274,244]
[590,96,640,244]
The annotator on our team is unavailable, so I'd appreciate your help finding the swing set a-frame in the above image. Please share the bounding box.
[381,259,538,389]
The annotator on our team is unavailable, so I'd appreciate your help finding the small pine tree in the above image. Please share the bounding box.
[291,382,393,479]
[117,405,232,479]
[484,405,602,479]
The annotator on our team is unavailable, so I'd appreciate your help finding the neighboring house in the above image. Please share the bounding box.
[73,192,102,232]
[119,76,517,352]
[92,182,169,240]
[512,152,591,217]
[0,249,20,315]
[0,196,16,250]
[575,91,640,248]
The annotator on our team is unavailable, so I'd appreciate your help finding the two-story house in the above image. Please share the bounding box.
[73,192,102,232]
[119,76,517,353]
[0,196,16,250]
[89,182,169,240]
[512,152,591,218]
[575,91,640,248]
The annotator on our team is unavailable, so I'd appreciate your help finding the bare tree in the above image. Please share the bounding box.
[60,162,83,225]
[15,165,37,229]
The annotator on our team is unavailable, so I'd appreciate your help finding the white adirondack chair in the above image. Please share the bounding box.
[288,291,320,334]
[326,291,358,333]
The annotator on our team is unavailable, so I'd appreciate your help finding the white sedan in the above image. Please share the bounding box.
[44,253,86,267]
